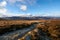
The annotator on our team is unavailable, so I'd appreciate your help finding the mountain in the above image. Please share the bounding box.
[0,16,60,20]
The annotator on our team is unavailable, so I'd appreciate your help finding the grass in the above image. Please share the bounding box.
[0,19,60,40]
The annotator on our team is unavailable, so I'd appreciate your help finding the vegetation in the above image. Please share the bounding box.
[36,19,60,40]
[0,19,60,40]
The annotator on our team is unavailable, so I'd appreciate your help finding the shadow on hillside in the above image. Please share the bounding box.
[0,23,31,35]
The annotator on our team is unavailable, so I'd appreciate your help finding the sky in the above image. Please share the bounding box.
[0,0,60,17]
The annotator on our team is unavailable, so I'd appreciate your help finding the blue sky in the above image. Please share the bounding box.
[0,0,60,17]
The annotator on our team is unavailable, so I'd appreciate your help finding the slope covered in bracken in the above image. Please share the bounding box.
[17,19,60,40]
[0,19,60,40]
[36,19,60,40]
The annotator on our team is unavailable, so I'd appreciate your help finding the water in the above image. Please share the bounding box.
[0,24,36,40]
[25,35,32,40]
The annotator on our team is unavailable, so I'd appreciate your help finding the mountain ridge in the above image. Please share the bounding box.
[0,16,60,20]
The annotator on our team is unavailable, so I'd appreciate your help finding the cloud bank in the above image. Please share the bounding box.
[0,0,60,17]
[0,1,8,17]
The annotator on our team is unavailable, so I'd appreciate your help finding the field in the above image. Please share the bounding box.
[0,19,60,40]
[0,20,46,29]
[36,19,60,40]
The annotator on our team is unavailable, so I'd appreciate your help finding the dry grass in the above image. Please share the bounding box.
[0,20,46,28]
[36,19,60,40]
[0,19,60,40]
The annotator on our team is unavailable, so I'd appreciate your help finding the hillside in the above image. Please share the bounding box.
[0,19,60,40]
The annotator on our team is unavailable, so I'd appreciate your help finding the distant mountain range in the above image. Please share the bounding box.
[0,16,60,20]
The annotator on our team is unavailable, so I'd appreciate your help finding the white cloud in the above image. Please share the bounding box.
[0,8,7,17]
[40,12,60,17]
[5,0,23,4]
[20,13,32,17]
[0,8,7,14]
[0,1,7,14]
[4,13,32,17]
[17,0,23,2]
[4,0,37,11]
[5,0,37,5]
[0,1,7,7]
[7,0,16,4]
[20,5,27,11]
[0,1,7,17]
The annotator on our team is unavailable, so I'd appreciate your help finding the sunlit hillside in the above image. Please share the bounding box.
[0,19,60,40]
